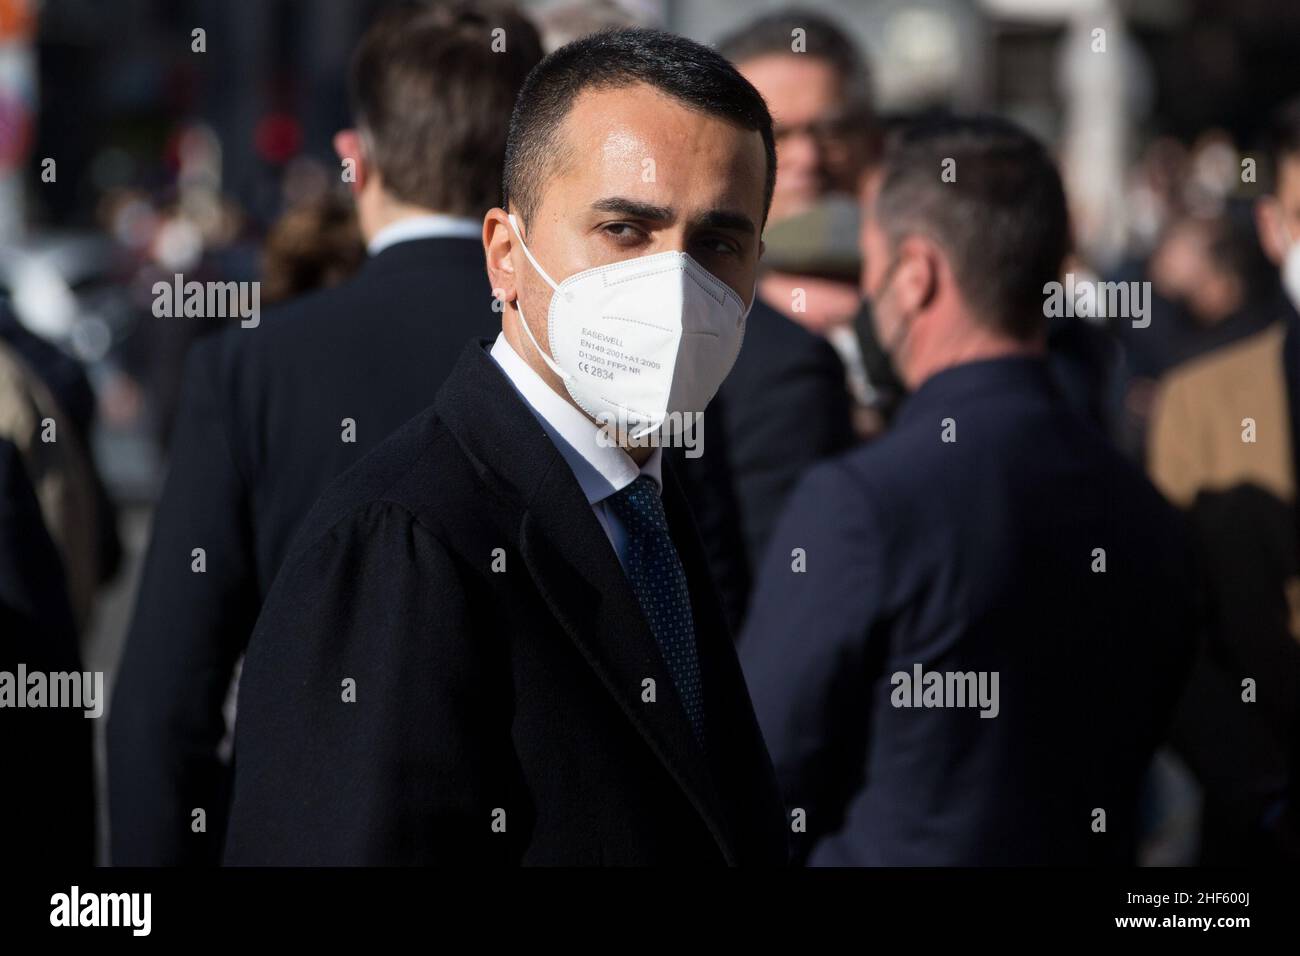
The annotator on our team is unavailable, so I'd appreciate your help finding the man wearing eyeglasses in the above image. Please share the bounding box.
[719,10,874,225]
[683,10,872,579]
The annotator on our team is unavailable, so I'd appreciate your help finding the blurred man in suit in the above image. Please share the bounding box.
[718,297,852,570]
[1148,97,1300,863]
[108,2,544,865]
[223,28,787,866]
[741,116,1197,865]
[705,9,862,570]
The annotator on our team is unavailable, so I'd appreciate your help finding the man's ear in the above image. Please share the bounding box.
[483,208,519,311]
[894,236,939,314]
[333,129,367,196]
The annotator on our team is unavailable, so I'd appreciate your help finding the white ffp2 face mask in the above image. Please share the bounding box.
[508,213,751,438]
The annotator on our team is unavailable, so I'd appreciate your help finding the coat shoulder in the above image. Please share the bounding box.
[1160,321,1286,405]
[186,277,362,380]
[280,403,467,565]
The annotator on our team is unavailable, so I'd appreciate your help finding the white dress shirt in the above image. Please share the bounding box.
[366,213,482,256]
[489,332,663,568]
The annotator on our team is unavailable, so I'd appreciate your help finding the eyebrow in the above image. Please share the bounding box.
[590,197,757,237]
[591,197,673,222]
[697,209,758,236]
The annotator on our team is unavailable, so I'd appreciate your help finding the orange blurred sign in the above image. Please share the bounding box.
[0,0,34,42]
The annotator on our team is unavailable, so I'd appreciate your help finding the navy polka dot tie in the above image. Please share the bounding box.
[606,475,706,750]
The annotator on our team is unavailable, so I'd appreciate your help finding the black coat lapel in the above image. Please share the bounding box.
[435,342,740,862]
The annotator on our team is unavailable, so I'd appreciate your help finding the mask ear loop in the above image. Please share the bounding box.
[508,214,561,290]
[742,280,757,321]
[870,253,917,357]
[507,214,571,382]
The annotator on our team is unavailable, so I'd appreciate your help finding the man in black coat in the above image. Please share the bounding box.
[223,28,789,866]
[740,116,1197,865]
[108,4,544,865]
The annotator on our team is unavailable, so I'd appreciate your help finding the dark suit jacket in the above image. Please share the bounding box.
[740,356,1196,865]
[718,299,854,570]
[109,237,501,865]
[222,341,789,865]
[0,438,94,865]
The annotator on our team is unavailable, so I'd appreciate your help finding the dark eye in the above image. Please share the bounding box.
[602,222,646,243]
[695,234,740,256]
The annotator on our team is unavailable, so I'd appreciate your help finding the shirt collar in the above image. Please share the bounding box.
[367,214,481,256]
[488,333,662,504]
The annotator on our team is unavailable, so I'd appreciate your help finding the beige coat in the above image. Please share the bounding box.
[1149,322,1294,509]
[1149,322,1300,638]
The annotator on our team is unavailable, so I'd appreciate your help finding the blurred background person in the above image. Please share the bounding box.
[708,8,859,571]
[533,0,650,52]
[740,116,1197,866]
[260,191,365,304]
[0,306,122,595]
[107,1,544,866]
[0,336,104,636]
[1147,95,1300,864]
[1112,201,1279,459]
[720,9,881,441]
[718,8,875,225]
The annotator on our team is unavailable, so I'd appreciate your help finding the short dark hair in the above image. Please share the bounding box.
[349,1,543,216]
[873,114,1070,340]
[503,27,776,227]
[716,8,870,105]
